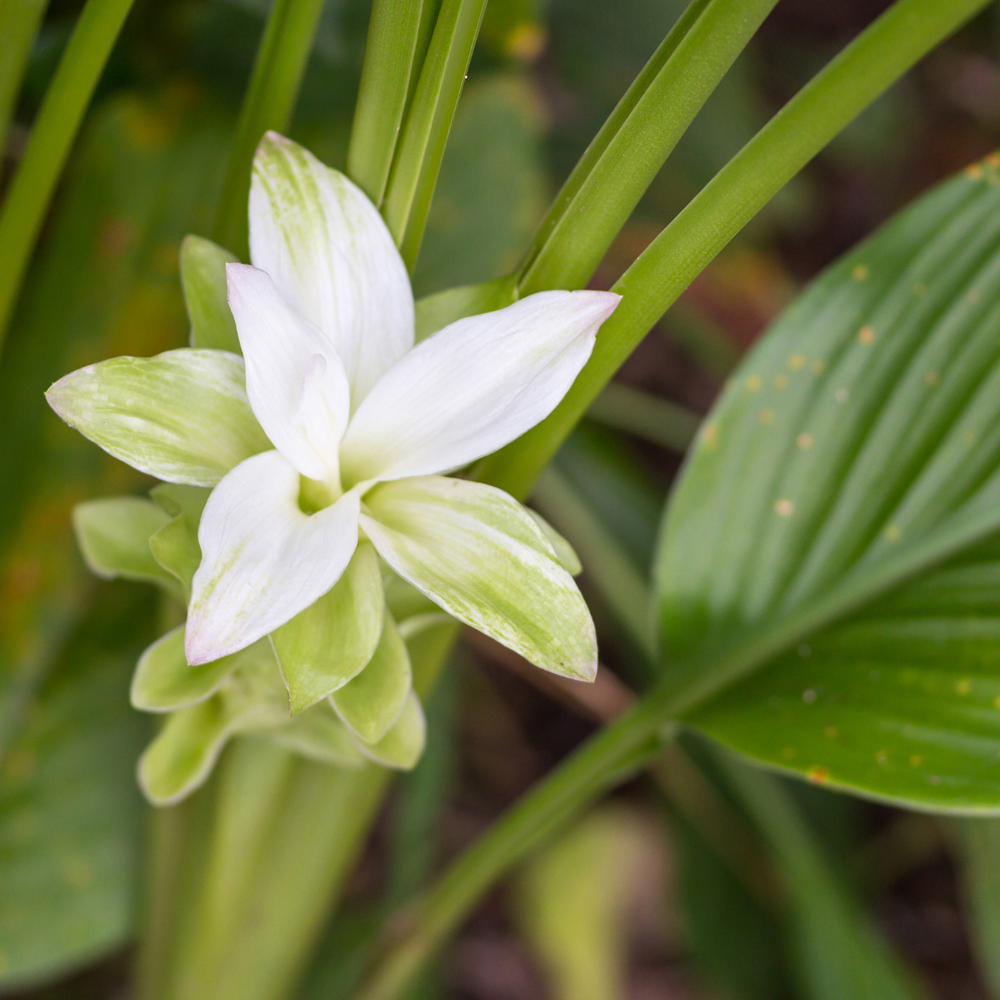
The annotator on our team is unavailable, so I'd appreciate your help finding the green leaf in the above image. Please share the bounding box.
[527,509,582,577]
[73,496,177,592]
[331,610,412,744]
[271,542,385,714]
[655,156,1000,811]
[264,701,365,766]
[46,348,271,486]
[0,584,154,989]
[352,692,426,770]
[181,235,241,354]
[362,475,597,681]
[130,626,241,712]
[150,482,212,523]
[149,515,202,599]
[138,644,290,804]
[952,817,1000,996]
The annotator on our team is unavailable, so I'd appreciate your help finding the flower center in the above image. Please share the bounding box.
[298,474,341,514]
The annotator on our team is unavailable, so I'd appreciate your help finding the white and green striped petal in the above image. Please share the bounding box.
[47,349,270,485]
[361,476,598,681]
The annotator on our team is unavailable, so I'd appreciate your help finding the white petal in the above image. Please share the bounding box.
[227,263,349,482]
[249,132,414,404]
[340,290,621,484]
[186,451,359,664]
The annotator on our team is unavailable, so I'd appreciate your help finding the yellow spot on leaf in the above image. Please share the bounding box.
[758,408,774,425]
[957,679,971,695]
[782,747,796,759]
[746,375,762,392]
[808,766,829,785]
[913,282,927,297]
[852,264,869,281]
[858,325,875,344]
[775,498,794,517]
[835,388,850,404]
[876,750,888,765]
[909,754,923,767]
[797,432,813,450]
[967,163,984,180]
[885,524,901,542]
[988,152,1000,168]
[968,288,982,304]
[925,371,939,386]
[811,359,826,375]
[993,696,1000,709]
[773,374,788,389]
[701,423,719,449]
[789,354,806,370]
[825,726,838,739]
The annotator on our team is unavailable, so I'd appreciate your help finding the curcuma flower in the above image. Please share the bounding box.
[47,132,620,802]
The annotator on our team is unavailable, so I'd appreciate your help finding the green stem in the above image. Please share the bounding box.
[531,466,656,659]
[0,0,51,158]
[382,0,488,270]
[475,0,991,501]
[211,0,327,260]
[0,0,137,355]
[516,0,778,296]
[347,0,439,205]
[587,383,701,453]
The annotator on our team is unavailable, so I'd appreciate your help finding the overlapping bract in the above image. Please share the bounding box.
[48,132,618,801]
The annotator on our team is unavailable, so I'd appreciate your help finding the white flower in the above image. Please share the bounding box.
[47,132,620,713]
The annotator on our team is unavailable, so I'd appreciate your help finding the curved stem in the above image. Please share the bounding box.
[515,0,778,296]
[475,0,991,501]
[211,0,327,260]
[0,0,137,355]
[381,0,487,270]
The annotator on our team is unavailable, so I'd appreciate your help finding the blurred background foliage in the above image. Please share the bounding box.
[5,0,1000,997]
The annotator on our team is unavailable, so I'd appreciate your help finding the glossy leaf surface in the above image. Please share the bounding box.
[655,157,1000,810]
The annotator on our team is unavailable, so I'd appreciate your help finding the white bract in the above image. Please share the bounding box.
[48,132,620,723]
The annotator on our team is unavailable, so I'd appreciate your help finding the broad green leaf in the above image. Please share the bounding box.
[46,348,271,486]
[130,626,241,712]
[655,156,1000,810]
[953,817,1000,995]
[264,702,365,766]
[331,610,411,744]
[73,496,177,593]
[180,234,241,353]
[528,509,583,576]
[149,515,202,598]
[271,542,384,713]
[353,692,426,770]
[362,476,597,681]
[0,584,154,990]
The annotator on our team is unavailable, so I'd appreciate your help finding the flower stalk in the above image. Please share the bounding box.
[0,0,138,355]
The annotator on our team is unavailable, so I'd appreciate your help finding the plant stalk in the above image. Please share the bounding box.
[211,0,328,260]
[381,0,488,270]
[347,0,439,205]
[0,0,51,159]
[515,0,779,296]
[0,0,137,356]
[476,0,992,500]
